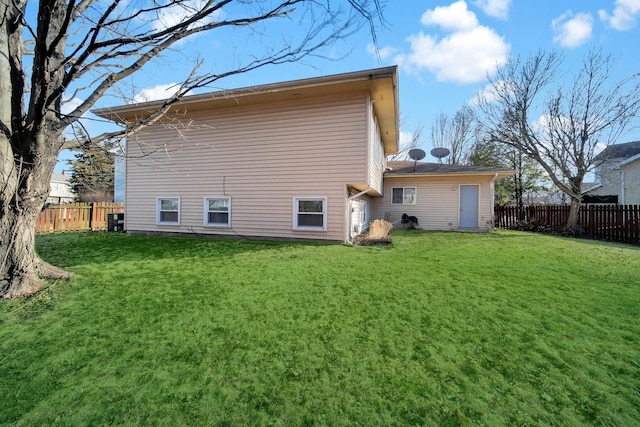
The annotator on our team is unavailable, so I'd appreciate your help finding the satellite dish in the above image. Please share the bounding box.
[431,147,451,164]
[408,148,426,161]
[430,147,451,159]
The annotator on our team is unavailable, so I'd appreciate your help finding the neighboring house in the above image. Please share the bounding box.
[114,153,125,203]
[94,67,513,242]
[48,172,75,204]
[584,141,640,205]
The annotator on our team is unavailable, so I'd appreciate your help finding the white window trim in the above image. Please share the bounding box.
[203,196,231,227]
[293,196,327,231]
[391,187,417,205]
[157,196,180,225]
[360,200,368,227]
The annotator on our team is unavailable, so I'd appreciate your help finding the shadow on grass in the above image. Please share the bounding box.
[36,232,336,269]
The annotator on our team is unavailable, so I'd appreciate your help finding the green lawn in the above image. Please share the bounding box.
[1,230,639,426]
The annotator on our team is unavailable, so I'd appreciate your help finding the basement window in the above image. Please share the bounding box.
[293,197,327,230]
[157,197,180,225]
[204,197,231,227]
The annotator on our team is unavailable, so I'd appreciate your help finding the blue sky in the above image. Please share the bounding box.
[56,0,640,172]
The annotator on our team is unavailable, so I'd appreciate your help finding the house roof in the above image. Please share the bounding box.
[385,161,514,179]
[594,140,640,162]
[93,66,399,155]
[581,181,602,194]
[50,172,70,183]
[620,152,640,167]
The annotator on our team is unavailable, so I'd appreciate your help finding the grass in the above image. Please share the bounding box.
[1,230,639,426]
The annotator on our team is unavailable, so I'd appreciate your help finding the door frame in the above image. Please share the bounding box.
[459,184,479,229]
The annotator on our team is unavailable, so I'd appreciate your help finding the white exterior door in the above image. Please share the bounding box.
[350,200,368,237]
[460,185,479,228]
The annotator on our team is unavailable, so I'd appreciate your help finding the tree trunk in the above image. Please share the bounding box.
[567,197,581,229]
[0,158,72,298]
[0,201,72,298]
[0,205,72,298]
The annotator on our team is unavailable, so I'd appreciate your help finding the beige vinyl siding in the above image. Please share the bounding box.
[367,100,384,194]
[372,175,496,231]
[588,158,640,204]
[125,92,370,241]
[590,160,622,198]
[622,160,640,204]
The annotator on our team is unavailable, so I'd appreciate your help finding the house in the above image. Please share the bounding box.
[584,141,640,205]
[94,67,513,242]
[376,161,513,232]
[47,172,75,204]
[114,153,125,203]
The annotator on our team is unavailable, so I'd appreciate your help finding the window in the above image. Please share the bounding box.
[371,113,383,166]
[157,197,180,225]
[293,197,327,230]
[360,200,367,226]
[392,187,416,205]
[204,197,231,227]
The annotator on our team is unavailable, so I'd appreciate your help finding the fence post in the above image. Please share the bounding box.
[89,202,94,231]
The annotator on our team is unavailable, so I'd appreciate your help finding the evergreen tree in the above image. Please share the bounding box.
[68,140,115,202]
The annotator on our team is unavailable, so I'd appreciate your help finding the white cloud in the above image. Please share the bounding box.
[151,0,225,32]
[593,141,607,156]
[468,80,506,105]
[61,97,83,115]
[552,11,593,48]
[474,0,511,20]
[398,130,414,152]
[60,96,93,140]
[421,1,478,31]
[395,26,509,84]
[366,43,399,60]
[133,83,178,103]
[395,2,510,84]
[599,0,640,30]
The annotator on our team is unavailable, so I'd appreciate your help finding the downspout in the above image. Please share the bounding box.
[489,173,499,232]
[345,186,371,243]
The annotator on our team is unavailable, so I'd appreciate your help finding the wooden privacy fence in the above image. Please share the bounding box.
[495,204,640,245]
[36,202,124,233]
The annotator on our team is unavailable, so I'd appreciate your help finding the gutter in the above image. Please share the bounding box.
[93,66,397,120]
[345,186,371,243]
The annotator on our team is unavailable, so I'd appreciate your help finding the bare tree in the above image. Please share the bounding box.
[430,106,474,164]
[468,136,549,210]
[430,112,449,159]
[0,0,384,298]
[477,50,640,229]
[388,121,425,161]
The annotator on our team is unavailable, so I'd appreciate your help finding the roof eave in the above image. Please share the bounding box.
[385,170,515,179]
[92,66,397,118]
[620,152,640,166]
[92,66,399,155]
